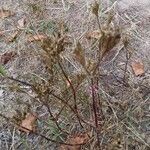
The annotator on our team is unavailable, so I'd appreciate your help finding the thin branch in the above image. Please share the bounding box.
[96,15,102,32]
[0,113,87,147]
[58,62,78,110]
[123,47,130,81]
[7,77,33,87]
[43,101,69,134]
[50,92,84,128]
[91,78,101,149]
[91,79,99,128]
[51,92,94,128]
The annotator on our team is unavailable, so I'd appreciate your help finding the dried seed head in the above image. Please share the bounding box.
[92,1,99,16]
[40,36,66,75]
[106,12,114,27]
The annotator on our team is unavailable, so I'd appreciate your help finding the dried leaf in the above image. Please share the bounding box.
[60,133,89,150]
[100,30,121,59]
[0,51,17,65]
[86,30,102,39]
[19,113,37,133]
[0,9,14,18]
[131,61,144,76]
[7,31,19,42]
[73,42,85,66]
[17,17,26,28]
[28,34,47,42]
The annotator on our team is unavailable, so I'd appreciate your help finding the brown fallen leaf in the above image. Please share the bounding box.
[60,133,89,150]
[0,51,17,65]
[17,17,26,28]
[73,42,86,66]
[7,31,19,42]
[19,113,37,133]
[27,34,47,42]
[0,9,14,19]
[86,30,102,39]
[131,61,145,76]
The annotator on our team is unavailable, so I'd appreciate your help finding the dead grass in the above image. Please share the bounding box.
[0,0,150,150]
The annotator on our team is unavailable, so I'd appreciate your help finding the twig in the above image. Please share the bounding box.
[122,122,150,148]
[96,15,102,32]
[43,101,69,134]
[55,104,66,120]
[0,113,87,147]
[51,92,94,128]
[123,46,130,81]
[58,61,78,111]
[50,92,84,128]
[33,86,69,134]
[91,78,101,149]
[7,77,33,87]
[7,76,68,134]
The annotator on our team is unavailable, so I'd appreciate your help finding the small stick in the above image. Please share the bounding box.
[91,78,101,149]
[0,113,86,146]
[58,62,78,111]
[7,77,33,87]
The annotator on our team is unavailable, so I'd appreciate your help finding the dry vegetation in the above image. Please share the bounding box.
[0,0,150,150]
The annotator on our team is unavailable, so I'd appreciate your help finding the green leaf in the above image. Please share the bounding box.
[0,65,6,76]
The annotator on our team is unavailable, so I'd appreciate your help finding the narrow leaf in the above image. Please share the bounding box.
[0,65,6,76]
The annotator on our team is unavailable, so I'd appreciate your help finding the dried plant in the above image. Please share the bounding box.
[0,1,149,150]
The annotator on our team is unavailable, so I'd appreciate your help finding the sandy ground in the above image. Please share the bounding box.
[119,0,150,9]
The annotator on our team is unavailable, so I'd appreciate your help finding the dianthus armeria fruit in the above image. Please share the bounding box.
[41,36,65,75]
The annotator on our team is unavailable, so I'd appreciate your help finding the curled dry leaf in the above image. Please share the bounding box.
[0,9,14,19]
[86,30,102,39]
[27,34,47,42]
[73,42,86,66]
[17,17,26,28]
[0,51,17,65]
[131,61,144,76]
[19,113,37,133]
[60,133,89,150]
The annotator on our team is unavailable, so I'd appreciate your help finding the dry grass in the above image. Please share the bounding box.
[0,0,150,150]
